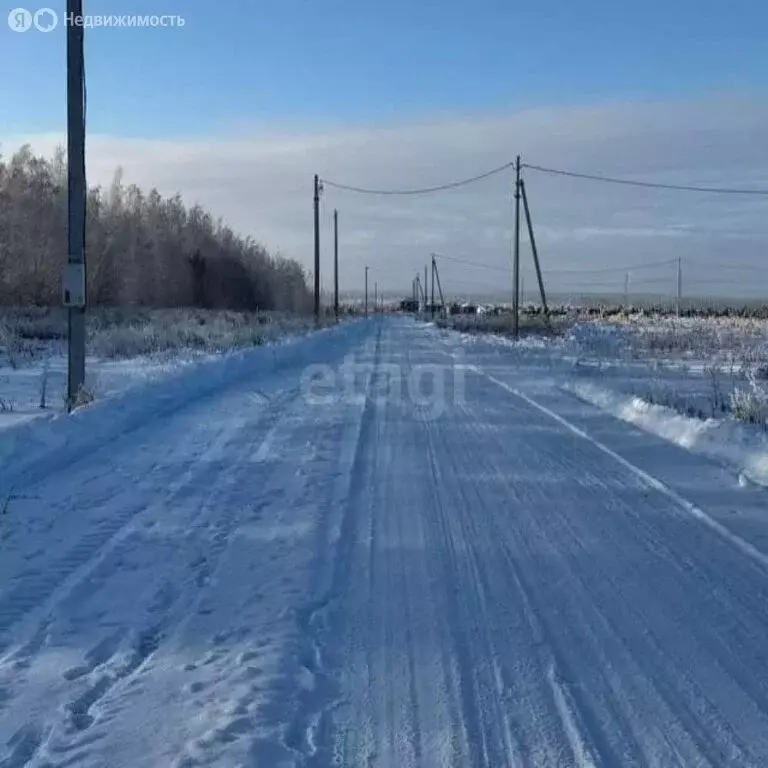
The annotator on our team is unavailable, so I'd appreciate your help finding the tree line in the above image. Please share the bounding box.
[0,145,312,312]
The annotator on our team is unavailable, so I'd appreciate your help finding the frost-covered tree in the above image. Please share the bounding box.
[0,146,312,313]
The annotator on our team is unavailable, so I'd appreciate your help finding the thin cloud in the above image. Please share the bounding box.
[4,95,768,297]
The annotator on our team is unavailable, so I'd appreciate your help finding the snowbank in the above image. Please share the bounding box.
[565,380,768,487]
[0,320,365,489]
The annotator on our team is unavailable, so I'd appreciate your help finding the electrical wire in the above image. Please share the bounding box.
[321,159,768,198]
[685,277,764,286]
[683,257,765,272]
[544,257,678,275]
[432,252,509,273]
[522,163,768,196]
[319,160,515,196]
[434,252,768,289]
[434,252,683,278]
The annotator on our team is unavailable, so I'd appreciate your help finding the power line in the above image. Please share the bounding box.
[685,277,763,286]
[543,257,678,275]
[435,252,683,278]
[432,252,509,273]
[523,163,768,196]
[319,160,515,196]
[684,258,765,272]
[319,154,768,199]
[434,251,768,284]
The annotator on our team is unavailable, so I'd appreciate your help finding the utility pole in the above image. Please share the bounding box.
[431,257,435,318]
[520,178,549,319]
[433,255,446,316]
[676,256,682,317]
[364,266,369,317]
[333,209,339,322]
[374,281,378,313]
[424,265,428,313]
[624,272,630,309]
[416,275,425,307]
[513,155,522,340]
[313,174,321,323]
[65,0,86,409]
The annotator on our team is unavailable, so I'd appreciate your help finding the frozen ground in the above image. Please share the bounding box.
[0,308,321,432]
[0,354,211,430]
[2,317,768,766]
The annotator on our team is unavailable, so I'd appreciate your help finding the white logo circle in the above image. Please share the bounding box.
[8,8,32,31]
[33,7,57,32]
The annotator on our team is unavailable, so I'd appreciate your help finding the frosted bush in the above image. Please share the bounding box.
[730,380,768,429]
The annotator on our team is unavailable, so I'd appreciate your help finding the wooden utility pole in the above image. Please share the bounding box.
[374,282,378,313]
[513,155,521,340]
[431,257,435,318]
[364,266,369,317]
[333,209,339,321]
[433,255,446,316]
[313,174,321,323]
[676,256,682,317]
[520,178,549,319]
[65,0,86,409]
[624,272,630,309]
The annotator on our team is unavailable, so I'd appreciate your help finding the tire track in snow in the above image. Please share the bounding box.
[0,387,303,768]
[480,371,768,760]
[421,419,510,767]
[428,340,721,766]
[298,323,768,766]
[485,373,768,575]
[422,394,579,768]
[2,461,245,765]
[459,360,768,765]
[282,323,381,765]
[444,362,722,765]
[0,384,300,669]
[452,401,637,768]
[47,388,308,767]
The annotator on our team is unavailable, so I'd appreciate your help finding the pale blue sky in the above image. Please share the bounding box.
[2,0,767,136]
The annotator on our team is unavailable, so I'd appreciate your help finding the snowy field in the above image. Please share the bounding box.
[450,314,768,487]
[563,317,768,485]
[3,316,768,766]
[0,308,322,431]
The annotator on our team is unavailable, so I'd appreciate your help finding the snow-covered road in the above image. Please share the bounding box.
[3,318,768,767]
